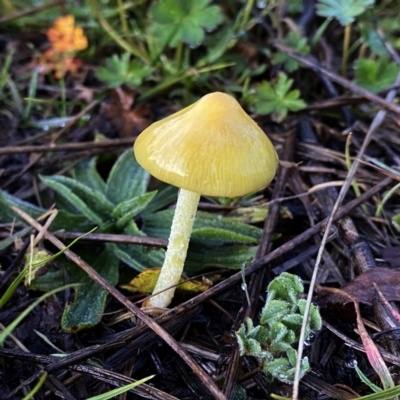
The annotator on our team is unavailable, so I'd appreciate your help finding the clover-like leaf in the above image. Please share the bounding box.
[272,32,310,72]
[361,30,389,57]
[316,0,375,26]
[149,0,223,48]
[97,53,154,88]
[248,73,306,122]
[354,58,399,93]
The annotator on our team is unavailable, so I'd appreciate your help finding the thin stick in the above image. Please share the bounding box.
[0,137,135,155]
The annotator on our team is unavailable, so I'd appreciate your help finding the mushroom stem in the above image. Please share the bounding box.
[148,189,201,308]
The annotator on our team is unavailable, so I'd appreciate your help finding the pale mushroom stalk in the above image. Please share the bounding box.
[149,189,200,308]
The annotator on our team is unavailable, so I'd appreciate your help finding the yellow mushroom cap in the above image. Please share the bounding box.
[134,92,279,197]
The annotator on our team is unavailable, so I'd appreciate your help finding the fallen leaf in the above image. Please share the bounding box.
[100,87,153,137]
[73,83,95,104]
[121,268,212,295]
[325,267,400,305]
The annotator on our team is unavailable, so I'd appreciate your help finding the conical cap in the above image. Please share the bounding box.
[134,92,278,197]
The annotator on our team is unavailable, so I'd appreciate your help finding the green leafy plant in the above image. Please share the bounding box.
[353,58,400,93]
[316,0,375,26]
[96,53,154,88]
[246,73,306,122]
[236,273,322,384]
[0,151,263,330]
[272,32,310,72]
[148,0,223,49]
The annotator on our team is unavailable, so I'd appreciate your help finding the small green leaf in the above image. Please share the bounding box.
[29,269,64,291]
[204,24,235,64]
[298,299,322,330]
[236,319,270,358]
[316,0,375,26]
[107,242,165,272]
[361,30,389,57]
[354,58,399,93]
[267,272,304,303]
[190,227,259,244]
[50,210,94,232]
[97,53,154,88]
[263,357,291,377]
[41,175,114,218]
[260,299,290,325]
[269,340,293,353]
[71,157,106,194]
[248,73,306,122]
[283,329,296,345]
[61,249,119,332]
[269,322,288,344]
[281,313,304,331]
[140,185,178,216]
[286,348,298,367]
[149,0,223,48]
[253,325,270,344]
[40,176,106,225]
[272,32,310,72]
[106,151,150,205]
[113,191,157,229]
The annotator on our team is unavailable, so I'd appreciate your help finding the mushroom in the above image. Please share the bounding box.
[134,92,278,308]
